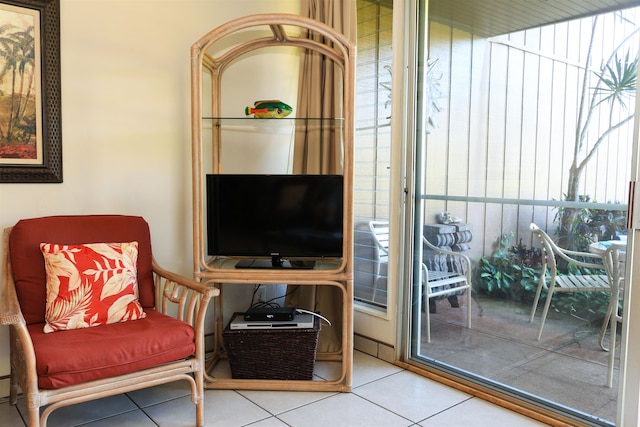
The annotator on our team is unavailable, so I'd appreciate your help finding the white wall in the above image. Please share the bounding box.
[0,0,301,398]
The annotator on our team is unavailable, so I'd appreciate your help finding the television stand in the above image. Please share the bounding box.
[235,257,316,270]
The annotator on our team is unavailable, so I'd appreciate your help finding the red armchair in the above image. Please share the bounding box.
[0,215,218,427]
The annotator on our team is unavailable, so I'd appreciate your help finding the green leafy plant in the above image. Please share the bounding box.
[477,233,541,303]
[554,196,626,253]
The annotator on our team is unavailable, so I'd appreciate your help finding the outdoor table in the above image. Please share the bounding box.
[588,237,627,256]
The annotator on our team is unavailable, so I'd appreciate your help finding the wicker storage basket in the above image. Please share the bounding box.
[223,312,320,380]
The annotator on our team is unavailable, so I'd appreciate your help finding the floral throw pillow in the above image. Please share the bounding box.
[40,241,147,333]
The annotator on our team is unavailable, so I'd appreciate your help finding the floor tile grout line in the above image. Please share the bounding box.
[351,368,478,424]
[413,395,475,424]
[12,397,28,427]
[138,406,162,427]
[344,389,421,425]
[350,367,409,390]
[238,365,423,424]
[239,388,341,419]
[11,391,166,427]
[14,401,27,427]
[120,392,162,427]
[241,414,294,427]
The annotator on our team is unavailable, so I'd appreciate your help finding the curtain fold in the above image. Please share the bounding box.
[287,0,356,353]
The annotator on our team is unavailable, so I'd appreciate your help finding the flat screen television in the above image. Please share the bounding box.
[206,174,343,269]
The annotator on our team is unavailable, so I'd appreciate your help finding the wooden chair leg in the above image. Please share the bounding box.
[9,372,18,405]
[28,406,40,427]
[195,371,205,426]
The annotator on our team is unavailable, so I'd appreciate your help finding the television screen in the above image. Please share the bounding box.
[206,174,343,268]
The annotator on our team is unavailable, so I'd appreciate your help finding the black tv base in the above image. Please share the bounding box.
[235,257,316,270]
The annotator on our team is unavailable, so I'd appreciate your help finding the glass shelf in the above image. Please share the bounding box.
[202,117,344,121]
[203,117,343,127]
[202,117,345,133]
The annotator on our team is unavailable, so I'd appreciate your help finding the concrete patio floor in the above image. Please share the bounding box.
[419,295,618,424]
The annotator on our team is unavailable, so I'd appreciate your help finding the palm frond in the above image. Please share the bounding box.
[593,51,638,110]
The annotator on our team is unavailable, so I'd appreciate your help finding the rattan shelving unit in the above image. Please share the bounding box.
[190,14,355,392]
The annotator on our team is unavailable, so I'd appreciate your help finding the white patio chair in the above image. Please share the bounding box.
[529,223,610,341]
[368,221,390,303]
[601,244,625,387]
[369,220,472,342]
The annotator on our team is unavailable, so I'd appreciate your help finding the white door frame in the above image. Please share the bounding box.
[353,0,415,354]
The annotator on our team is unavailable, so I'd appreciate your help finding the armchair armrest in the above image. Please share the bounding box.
[151,257,219,325]
[1,227,25,327]
[152,258,218,298]
[2,227,38,406]
[151,258,219,370]
[0,273,24,327]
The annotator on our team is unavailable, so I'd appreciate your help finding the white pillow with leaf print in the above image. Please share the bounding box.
[40,241,146,333]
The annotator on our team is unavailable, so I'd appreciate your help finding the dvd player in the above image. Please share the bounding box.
[231,313,314,330]
[243,307,296,321]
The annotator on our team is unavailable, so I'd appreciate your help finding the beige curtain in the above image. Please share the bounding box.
[287,0,356,353]
[292,0,356,174]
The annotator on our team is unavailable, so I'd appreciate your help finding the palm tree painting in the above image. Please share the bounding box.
[0,4,40,164]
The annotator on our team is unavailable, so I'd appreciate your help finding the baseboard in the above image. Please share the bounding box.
[354,334,395,363]
[0,377,9,399]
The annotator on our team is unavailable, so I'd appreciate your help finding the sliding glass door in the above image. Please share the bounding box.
[408,1,640,425]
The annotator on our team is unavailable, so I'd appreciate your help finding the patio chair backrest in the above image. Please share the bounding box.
[530,223,604,274]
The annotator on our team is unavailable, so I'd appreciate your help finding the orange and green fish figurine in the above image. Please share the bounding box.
[245,100,293,118]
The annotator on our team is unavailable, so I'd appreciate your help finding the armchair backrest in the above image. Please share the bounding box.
[8,215,155,325]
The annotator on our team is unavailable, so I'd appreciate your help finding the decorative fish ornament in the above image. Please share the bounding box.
[245,100,293,118]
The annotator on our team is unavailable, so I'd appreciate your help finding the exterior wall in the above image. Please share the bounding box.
[425,10,638,261]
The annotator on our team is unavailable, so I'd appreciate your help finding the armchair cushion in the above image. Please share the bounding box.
[40,241,146,333]
[28,309,195,389]
[9,215,156,325]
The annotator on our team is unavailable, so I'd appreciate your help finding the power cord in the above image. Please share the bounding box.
[249,284,300,310]
[295,308,331,326]
[248,285,332,326]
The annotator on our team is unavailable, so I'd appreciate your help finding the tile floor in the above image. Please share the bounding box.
[0,350,548,427]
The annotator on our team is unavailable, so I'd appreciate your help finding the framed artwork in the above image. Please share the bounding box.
[0,0,60,183]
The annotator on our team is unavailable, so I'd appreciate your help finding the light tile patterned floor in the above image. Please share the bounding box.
[0,351,548,427]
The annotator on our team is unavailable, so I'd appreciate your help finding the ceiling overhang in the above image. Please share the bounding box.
[428,0,640,37]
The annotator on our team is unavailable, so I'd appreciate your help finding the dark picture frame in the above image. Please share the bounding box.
[0,0,61,183]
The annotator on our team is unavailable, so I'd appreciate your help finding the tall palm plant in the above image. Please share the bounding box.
[560,16,639,245]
